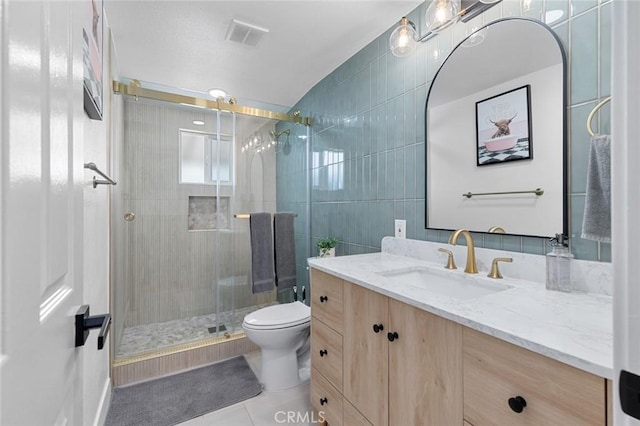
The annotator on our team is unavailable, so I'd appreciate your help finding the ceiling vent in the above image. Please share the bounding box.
[225,19,269,47]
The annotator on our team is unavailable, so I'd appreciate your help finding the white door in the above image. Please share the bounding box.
[613,1,640,425]
[1,1,87,425]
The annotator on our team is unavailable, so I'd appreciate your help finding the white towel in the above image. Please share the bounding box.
[581,135,611,242]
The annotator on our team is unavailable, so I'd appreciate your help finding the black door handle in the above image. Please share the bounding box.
[373,324,384,333]
[75,305,111,350]
[387,331,399,342]
[320,295,328,303]
[319,349,328,357]
[320,397,328,406]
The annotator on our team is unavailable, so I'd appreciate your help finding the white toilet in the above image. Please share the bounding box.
[242,301,311,391]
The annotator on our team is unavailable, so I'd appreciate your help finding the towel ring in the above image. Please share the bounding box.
[587,96,611,137]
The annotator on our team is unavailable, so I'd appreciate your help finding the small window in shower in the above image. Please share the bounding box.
[188,196,230,230]
[180,130,233,185]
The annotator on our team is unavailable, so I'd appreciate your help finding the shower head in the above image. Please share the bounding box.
[269,129,292,154]
[269,129,290,143]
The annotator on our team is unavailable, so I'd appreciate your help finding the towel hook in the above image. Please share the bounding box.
[84,162,117,188]
[587,96,611,137]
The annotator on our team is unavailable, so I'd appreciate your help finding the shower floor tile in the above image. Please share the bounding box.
[116,303,277,359]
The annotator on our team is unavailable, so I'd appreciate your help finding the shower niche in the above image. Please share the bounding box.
[188,196,230,231]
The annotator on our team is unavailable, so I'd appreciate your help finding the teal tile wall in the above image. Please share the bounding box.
[277,0,611,263]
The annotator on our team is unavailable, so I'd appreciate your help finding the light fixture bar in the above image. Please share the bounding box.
[416,0,501,43]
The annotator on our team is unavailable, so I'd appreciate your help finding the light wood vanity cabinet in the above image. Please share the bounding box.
[463,328,606,426]
[310,269,344,425]
[310,268,609,426]
[342,280,463,426]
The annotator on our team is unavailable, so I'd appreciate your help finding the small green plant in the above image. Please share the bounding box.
[316,237,339,257]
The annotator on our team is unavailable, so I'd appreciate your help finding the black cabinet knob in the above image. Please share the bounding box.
[373,323,384,333]
[387,331,399,342]
[320,397,328,406]
[508,396,527,413]
[319,349,328,357]
[319,295,328,303]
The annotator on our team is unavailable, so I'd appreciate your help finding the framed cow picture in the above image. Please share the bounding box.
[475,85,532,166]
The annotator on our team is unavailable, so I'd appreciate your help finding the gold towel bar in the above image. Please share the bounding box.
[587,96,611,137]
[234,213,298,219]
[463,188,544,198]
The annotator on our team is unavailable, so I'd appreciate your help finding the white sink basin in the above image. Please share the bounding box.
[377,266,511,300]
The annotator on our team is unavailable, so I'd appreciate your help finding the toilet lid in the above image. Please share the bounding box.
[243,301,310,329]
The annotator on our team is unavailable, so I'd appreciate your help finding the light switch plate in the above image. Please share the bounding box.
[395,219,406,239]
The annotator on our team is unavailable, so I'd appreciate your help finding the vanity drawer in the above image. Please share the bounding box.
[312,318,343,392]
[343,398,372,426]
[311,367,343,426]
[310,269,343,333]
[463,328,605,426]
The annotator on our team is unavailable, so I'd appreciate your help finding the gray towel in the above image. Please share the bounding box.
[273,213,297,290]
[581,135,611,242]
[250,213,275,294]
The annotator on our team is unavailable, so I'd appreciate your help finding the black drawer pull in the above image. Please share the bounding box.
[320,397,328,406]
[387,331,399,342]
[319,349,328,357]
[320,295,328,303]
[508,396,527,413]
[373,323,384,333]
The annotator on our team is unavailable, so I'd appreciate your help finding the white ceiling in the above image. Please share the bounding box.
[105,1,422,108]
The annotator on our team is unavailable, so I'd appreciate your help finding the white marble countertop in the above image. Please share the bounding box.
[308,251,613,379]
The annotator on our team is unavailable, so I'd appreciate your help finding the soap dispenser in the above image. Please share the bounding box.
[546,233,573,292]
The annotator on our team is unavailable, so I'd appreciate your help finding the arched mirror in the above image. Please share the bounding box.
[425,18,567,237]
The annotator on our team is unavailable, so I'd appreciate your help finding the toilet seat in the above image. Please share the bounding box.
[243,301,310,330]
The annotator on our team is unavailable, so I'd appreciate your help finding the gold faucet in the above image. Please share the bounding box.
[448,229,478,274]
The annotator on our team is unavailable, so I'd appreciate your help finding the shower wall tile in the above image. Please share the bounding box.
[546,0,569,25]
[552,21,569,54]
[599,102,611,135]
[571,101,597,193]
[571,194,599,260]
[393,148,404,199]
[600,2,612,97]
[278,0,611,262]
[425,37,439,84]
[386,53,404,101]
[404,90,416,145]
[571,9,598,104]
[522,237,546,256]
[571,0,598,16]
[416,41,427,88]
[404,145,416,199]
[388,96,404,150]
[601,242,611,262]
[403,49,417,93]
[415,142,426,197]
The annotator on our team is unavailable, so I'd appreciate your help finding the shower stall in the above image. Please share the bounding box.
[110,80,311,373]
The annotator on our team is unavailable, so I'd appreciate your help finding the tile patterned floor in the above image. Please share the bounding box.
[177,351,314,426]
[116,303,278,359]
